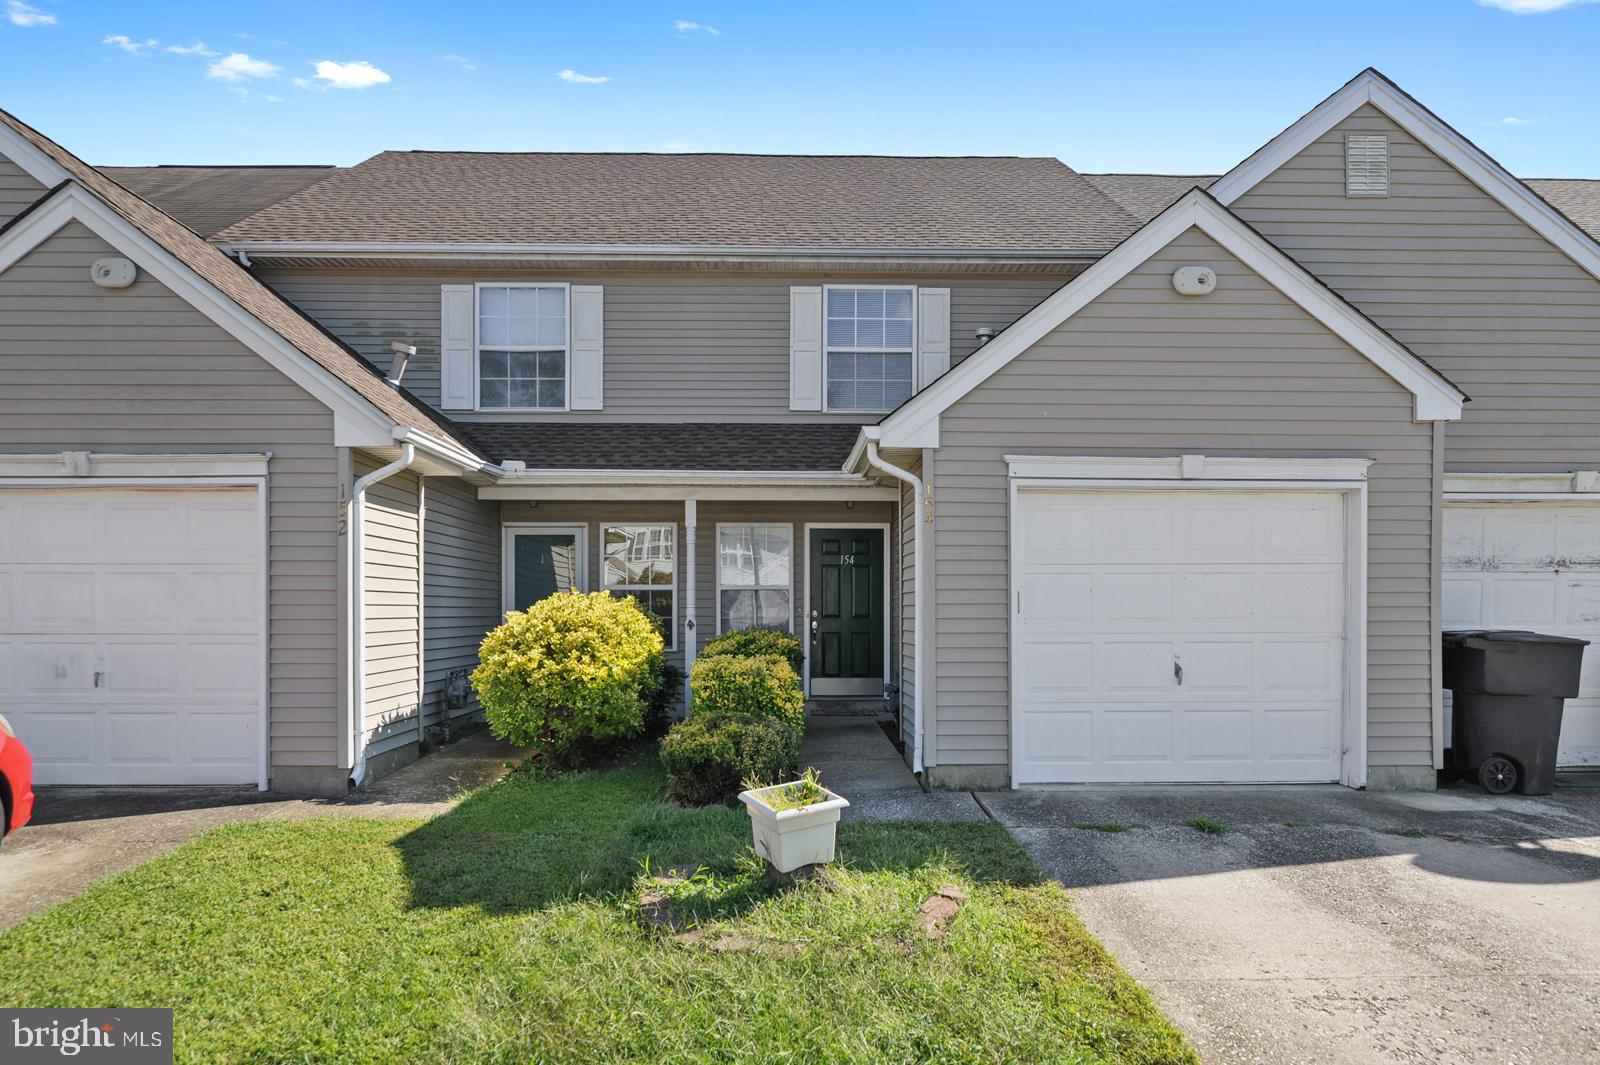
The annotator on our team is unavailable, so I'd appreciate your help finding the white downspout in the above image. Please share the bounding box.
[683,498,698,711]
[348,442,416,788]
[865,439,928,775]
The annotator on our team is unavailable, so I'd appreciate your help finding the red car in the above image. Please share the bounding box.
[0,712,33,838]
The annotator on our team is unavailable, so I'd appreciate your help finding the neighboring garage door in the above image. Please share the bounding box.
[0,486,263,785]
[1443,502,1600,768]
[1013,488,1348,784]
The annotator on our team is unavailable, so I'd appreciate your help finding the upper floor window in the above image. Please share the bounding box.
[477,284,568,410]
[825,285,915,412]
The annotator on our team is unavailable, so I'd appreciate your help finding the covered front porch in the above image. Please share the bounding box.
[479,472,905,724]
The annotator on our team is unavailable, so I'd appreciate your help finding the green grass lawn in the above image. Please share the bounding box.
[0,753,1194,1064]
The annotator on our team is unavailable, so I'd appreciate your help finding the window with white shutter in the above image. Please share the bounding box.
[1345,133,1389,197]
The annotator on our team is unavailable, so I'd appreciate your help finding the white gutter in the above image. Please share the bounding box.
[863,433,929,776]
[490,467,880,487]
[347,440,416,788]
[220,239,1103,263]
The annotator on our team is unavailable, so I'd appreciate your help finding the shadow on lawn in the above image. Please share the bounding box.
[394,749,1039,915]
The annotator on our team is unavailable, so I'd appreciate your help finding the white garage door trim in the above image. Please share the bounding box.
[1006,455,1370,789]
[0,452,269,790]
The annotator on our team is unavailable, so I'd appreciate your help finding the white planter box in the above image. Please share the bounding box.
[738,783,850,873]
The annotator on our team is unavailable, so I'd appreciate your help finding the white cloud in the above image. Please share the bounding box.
[674,19,720,35]
[6,1,57,26]
[206,52,280,82]
[166,41,220,57]
[304,59,391,89]
[1475,0,1598,12]
[1496,115,1542,125]
[103,34,157,54]
[442,53,478,71]
[558,69,609,84]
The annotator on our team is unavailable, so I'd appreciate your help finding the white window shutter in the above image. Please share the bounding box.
[570,285,604,410]
[439,284,475,410]
[789,286,823,411]
[917,287,951,388]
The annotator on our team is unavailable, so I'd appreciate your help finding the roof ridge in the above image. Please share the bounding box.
[387,149,1065,161]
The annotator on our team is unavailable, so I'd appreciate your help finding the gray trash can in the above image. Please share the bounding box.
[1441,630,1589,795]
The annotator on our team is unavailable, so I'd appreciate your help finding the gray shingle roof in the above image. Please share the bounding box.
[215,152,1138,252]
[0,107,481,458]
[1526,179,1600,243]
[1083,173,1219,223]
[101,165,337,237]
[462,422,863,472]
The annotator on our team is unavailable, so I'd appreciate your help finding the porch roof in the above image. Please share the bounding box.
[460,422,863,472]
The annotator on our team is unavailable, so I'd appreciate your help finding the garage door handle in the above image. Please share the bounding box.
[1173,660,1183,686]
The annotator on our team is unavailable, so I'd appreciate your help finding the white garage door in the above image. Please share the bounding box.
[1013,488,1348,784]
[1443,503,1600,768]
[0,486,263,785]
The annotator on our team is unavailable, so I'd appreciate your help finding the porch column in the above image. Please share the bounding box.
[683,497,698,710]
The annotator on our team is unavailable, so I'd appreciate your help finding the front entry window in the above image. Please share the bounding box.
[504,525,586,611]
[603,524,676,649]
[717,523,793,632]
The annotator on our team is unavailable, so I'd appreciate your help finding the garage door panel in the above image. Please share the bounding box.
[0,486,262,785]
[1443,502,1600,768]
[1014,488,1348,784]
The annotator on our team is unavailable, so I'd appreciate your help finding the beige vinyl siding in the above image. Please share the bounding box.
[422,475,501,728]
[496,500,896,690]
[0,156,45,227]
[357,454,421,748]
[1231,103,1600,471]
[930,227,1437,772]
[897,456,920,749]
[259,269,1073,423]
[0,221,342,769]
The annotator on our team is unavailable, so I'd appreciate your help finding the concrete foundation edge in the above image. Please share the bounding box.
[1365,765,1438,792]
[925,764,1009,790]
[268,765,348,798]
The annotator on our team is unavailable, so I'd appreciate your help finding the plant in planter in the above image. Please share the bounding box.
[738,767,850,873]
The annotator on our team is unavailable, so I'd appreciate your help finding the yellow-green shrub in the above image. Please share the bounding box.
[472,590,664,757]
[700,627,804,675]
[688,653,804,728]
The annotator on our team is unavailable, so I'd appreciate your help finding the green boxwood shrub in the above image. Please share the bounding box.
[700,627,804,675]
[688,653,804,728]
[472,590,664,758]
[659,713,802,806]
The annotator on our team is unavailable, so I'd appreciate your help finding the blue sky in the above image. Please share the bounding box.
[1,0,1597,176]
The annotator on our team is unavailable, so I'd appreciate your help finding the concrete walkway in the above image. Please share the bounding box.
[800,716,985,821]
[984,783,1600,1065]
[0,731,525,931]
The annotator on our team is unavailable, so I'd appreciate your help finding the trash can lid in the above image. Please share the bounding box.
[1443,629,1591,647]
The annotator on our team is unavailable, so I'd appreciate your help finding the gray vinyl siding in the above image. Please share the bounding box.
[496,500,897,692]
[1231,103,1600,472]
[422,475,501,729]
[259,269,1072,424]
[930,227,1437,772]
[357,454,422,748]
[0,221,342,770]
[0,156,45,227]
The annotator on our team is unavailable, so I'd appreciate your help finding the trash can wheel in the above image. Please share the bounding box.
[1479,756,1518,795]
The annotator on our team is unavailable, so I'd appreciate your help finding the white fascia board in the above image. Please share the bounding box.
[875,192,1463,449]
[221,240,1102,264]
[0,120,70,188]
[491,468,885,487]
[0,451,271,479]
[1210,69,1600,285]
[1006,454,1373,482]
[1444,471,1600,498]
[0,185,395,447]
[390,427,492,477]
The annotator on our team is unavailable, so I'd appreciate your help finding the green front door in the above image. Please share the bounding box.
[809,527,884,697]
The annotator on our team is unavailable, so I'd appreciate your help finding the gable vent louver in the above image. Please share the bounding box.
[1345,133,1389,197]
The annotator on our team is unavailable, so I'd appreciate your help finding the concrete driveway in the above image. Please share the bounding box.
[982,782,1600,1065]
[0,732,524,931]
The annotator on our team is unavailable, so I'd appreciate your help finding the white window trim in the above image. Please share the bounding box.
[500,523,588,613]
[800,523,893,700]
[713,522,796,634]
[473,282,572,413]
[822,283,918,415]
[1004,456,1368,790]
[601,522,678,651]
